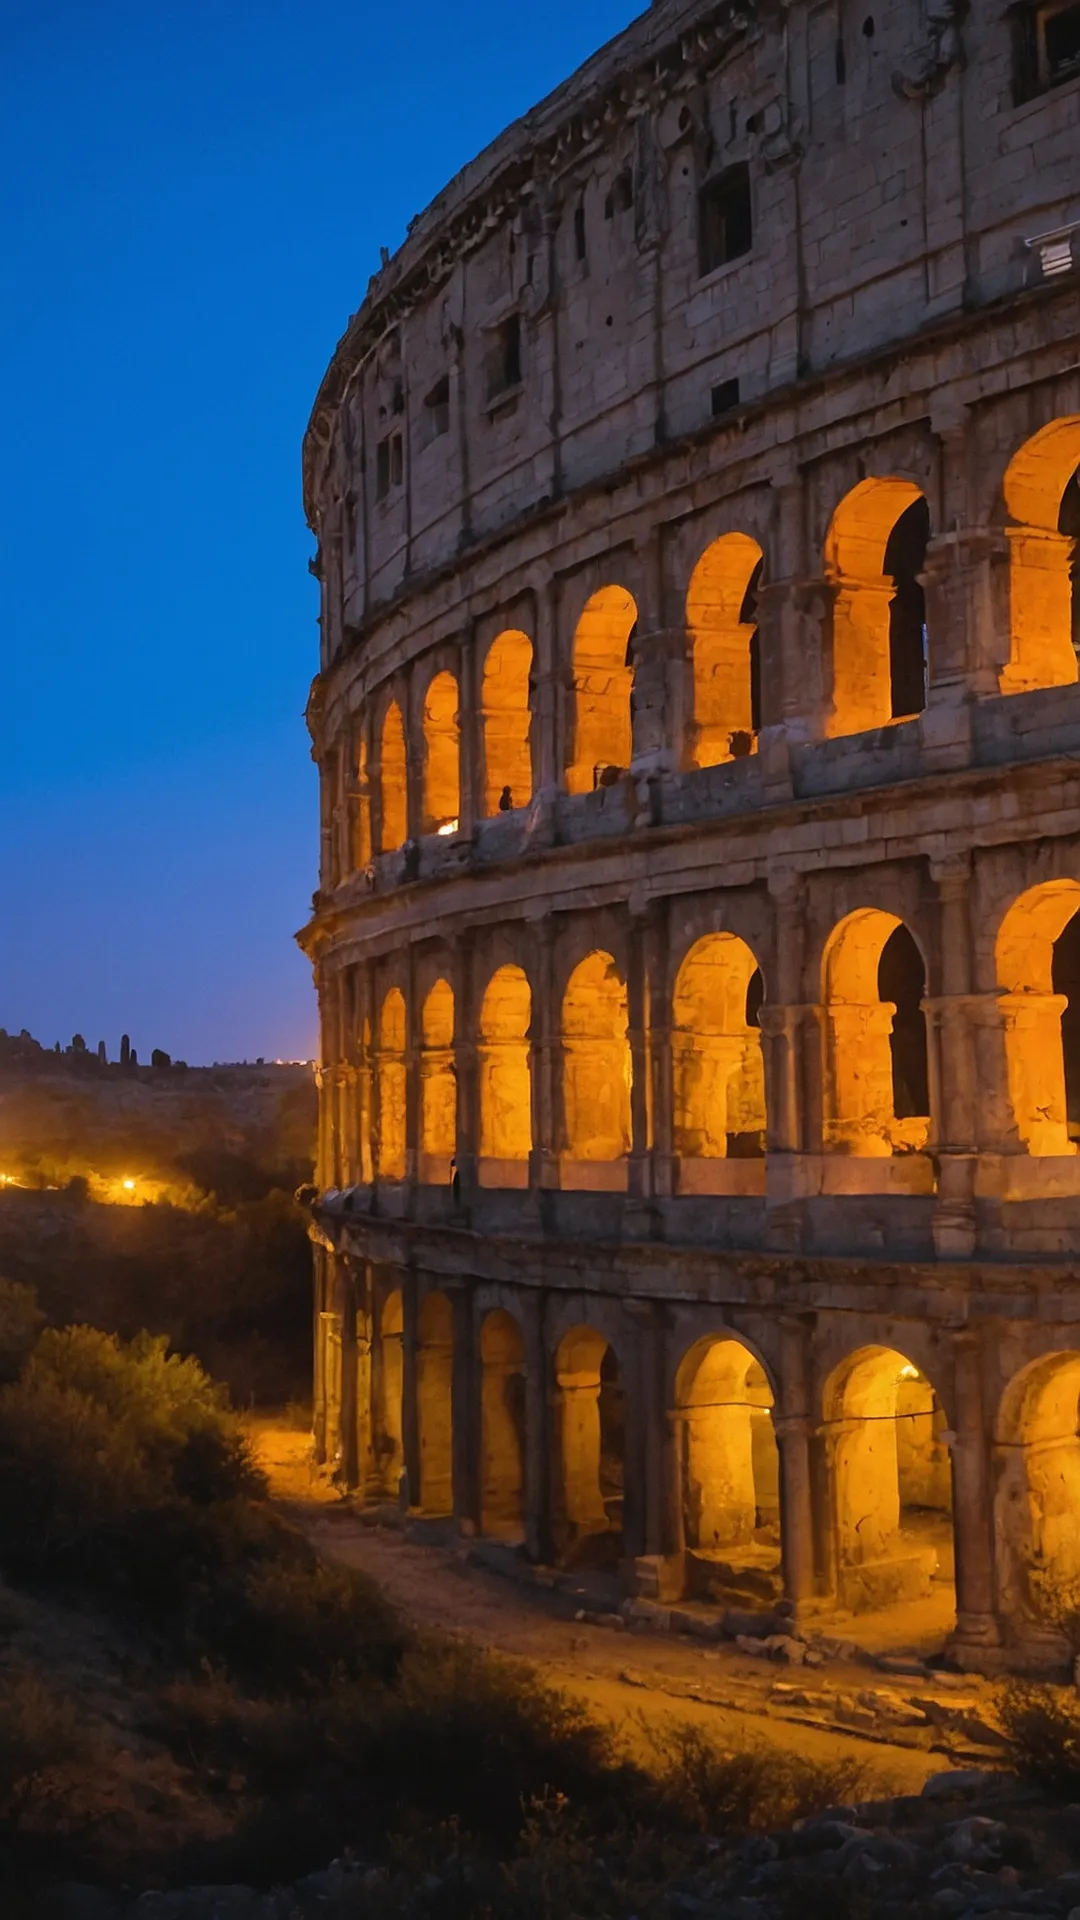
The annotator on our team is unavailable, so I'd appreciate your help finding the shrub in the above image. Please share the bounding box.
[0,1672,88,1829]
[998,1679,1080,1796]
[647,1721,868,1833]
[0,1282,43,1387]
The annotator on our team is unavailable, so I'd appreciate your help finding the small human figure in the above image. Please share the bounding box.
[450,1155,461,1205]
[498,784,513,812]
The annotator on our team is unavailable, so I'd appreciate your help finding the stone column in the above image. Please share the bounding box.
[664,1409,687,1564]
[928,852,979,1255]
[339,1261,360,1490]
[312,1243,329,1466]
[520,1292,552,1563]
[776,1314,816,1613]
[454,930,479,1202]
[947,1331,1002,1663]
[404,944,420,1205]
[451,1287,481,1534]
[534,577,561,794]
[400,1266,420,1513]
[646,899,675,1200]
[528,909,560,1193]
[763,868,812,1245]
[626,908,651,1209]
[628,525,674,775]
[458,630,478,838]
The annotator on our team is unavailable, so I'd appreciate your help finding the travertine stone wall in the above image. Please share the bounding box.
[301,0,1080,1671]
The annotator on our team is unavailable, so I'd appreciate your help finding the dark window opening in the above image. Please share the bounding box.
[1013,1,1080,98]
[375,431,403,502]
[878,925,929,1121]
[486,312,522,402]
[604,169,634,219]
[711,377,741,417]
[1059,469,1080,665]
[746,968,764,1028]
[862,14,875,36]
[884,496,930,719]
[574,204,587,261]
[836,33,847,82]
[422,375,450,443]
[698,164,753,277]
[1053,908,1080,1134]
[391,379,405,416]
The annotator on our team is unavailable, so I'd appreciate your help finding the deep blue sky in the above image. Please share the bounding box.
[0,0,639,1065]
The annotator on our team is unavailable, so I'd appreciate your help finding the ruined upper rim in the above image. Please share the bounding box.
[301,0,758,528]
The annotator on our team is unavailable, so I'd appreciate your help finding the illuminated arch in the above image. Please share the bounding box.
[821,909,930,1155]
[480,1309,526,1538]
[672,934,765,1161]
[674,1337,779,1566]
[566,586,636,794]
[420,978,456,1174]
[995,879,1080,1154]
[554,1325,624,1564]
[562,951,631,1162]
[377,986,406,1179]
[379,701,408,852]
[823,477,930,736]
[417,1291,453,1514]
[479,964,532,1180]
[822,1346,954,1616]
[481,629,533,815]
[352,731,372,869]
[423,671,460,832]
[686,533,763,767]
[1000,417,1080,695]
[996,1351,1080,1630]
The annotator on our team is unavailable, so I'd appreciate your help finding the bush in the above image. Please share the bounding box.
[0,1672,88,1830]
[998,1679,1080,1796]
[647,1721,867,1834]
[0,1282,43,1387]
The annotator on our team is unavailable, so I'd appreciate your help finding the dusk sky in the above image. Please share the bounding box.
[1,0,638,1066]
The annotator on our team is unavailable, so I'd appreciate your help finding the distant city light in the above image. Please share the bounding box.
[121,1178,136,1191]
[436,818,459,836]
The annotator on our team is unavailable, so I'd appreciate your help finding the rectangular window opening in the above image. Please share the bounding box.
[375,431,403,501]
[711,377,741,417]
[698,163,753,277]
[574,204,587,262]
[486,312,522,403]
[423,375,450,443]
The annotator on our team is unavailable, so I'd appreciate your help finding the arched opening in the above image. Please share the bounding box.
[824,477,930,736]
[379,701,408,852]
[423,671,460,832]
[822,1346,955,1625]
[686,533,764,767]
[478,964,532,1187]
[996,1352,1080,1635]
[375,1288,404,1499]
[672,934,765,1189]
[377,986,407,1179]
[480,1309,526,1539]
[554,1326,625,1567]
[417,1291,454,1515]
[566,586,637,794]
[675,1337,781,1605]
[481,629,533,815]
[420,978,456,1180]
[358,1014,374,1184]
[995,879,1080,1154]
[561,951,631,1183]
[1000,417,1080,694]
[822,909,930,1155]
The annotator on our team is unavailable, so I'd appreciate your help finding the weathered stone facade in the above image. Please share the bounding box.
[299,0,1080,1670]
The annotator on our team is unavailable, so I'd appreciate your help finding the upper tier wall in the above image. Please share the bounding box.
[304,0,1080,665]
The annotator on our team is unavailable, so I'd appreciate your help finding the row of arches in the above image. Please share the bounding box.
[353,877,1080,1183]
[347,416,1080,858]
[359,1293,1080,1642]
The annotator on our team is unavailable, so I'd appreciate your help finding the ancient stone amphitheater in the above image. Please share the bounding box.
[299,0,1080,1671]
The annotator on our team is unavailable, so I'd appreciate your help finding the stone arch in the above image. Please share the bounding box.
[672,933,765,1174]
[375,1287,404,1498]
[1000,416,1080,694]
[561,950,631,1171]
[352,730,372,869]
[377,986,407,1179]
[417,1290,454,1514]
[478,963,532,1184]
[824,477,930,735]
[554,1325,625,1566]
[566,585,637,794]
[686,533,763,767]
[422,670,460,831]
[675,1336,781,1600]
[995,879,1080,1154]
[996,1351,1080,1633]
[821,909,930,1155]
[480,1308,527,1539]
[420,978,456,1177]
[481,629,533,815]
[379,700,408,851]
[821,1345,954,1616]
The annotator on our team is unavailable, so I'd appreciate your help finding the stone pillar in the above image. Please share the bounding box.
[664,1410,687,1562]
[928,852,979,1255]
[763,869,812,1244]
[455,930,479,1200]
[520,1293,552,1563]
[645,899,675,1200]
[312,1243,329,1466]
[947,1331,1002,1663]
[776,1314,816,1613]
[458,630,478,838]
[404,945,420,1205]
[534,577,561,793]
[626,909,651,1208]
[528,910,560,1192]
[339,1261,360,1490]
[628,526,674,774]
[400,1266,420,1512]
[451,1287,481,1534]
[404,668,422,842]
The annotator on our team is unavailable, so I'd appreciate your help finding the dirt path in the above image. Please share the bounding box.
[253,1420,981,1797]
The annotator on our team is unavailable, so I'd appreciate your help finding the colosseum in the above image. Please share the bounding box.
[299,0,1080,1672]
